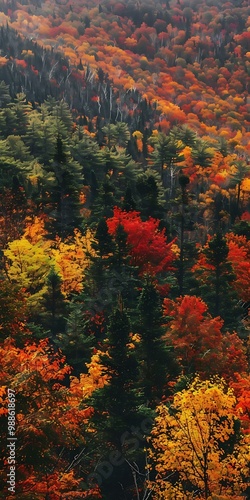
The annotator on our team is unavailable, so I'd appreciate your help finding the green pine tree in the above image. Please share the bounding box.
[6,92,32,136]
[137,280,180,404]
[55,302,94,376]
[135,169,166,223]
[170,124,197,148]
[44,136,83,238]
[90,309,144,436]
[71,133,105,186]
[149,132,184,190]
[40,268,67,338]
[194,233,241,330]
[87,307,151,500]
[122,186,137,211]
[175,171,197,296]
[91,178,117,220]
[81,218,139,319]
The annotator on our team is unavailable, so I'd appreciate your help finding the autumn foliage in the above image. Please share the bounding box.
[107,207,176,275]
[0,0,249,498]
[148,377,250,499]
[0,337,99,499]
[163,295,248,380]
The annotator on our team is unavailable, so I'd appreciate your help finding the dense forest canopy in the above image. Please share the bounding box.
[0,0,249,499]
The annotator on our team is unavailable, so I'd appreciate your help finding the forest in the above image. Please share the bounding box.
[0,0,249,498]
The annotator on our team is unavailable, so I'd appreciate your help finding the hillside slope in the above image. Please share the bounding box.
[0,2,250,500]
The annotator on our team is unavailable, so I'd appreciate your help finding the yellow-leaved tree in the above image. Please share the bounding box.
[4,217,96,313]
[51,228,95,294]
[147,377,250,499]
[4,237,51,311]
[77,350,110,398]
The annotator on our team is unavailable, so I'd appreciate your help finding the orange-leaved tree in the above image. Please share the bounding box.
[226,232,250,304]
[163,295,247,380]
[0,337,100,499]
[230,373,250,434]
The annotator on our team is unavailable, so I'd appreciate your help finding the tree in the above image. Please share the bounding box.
[100,146,140,193]
[51,228,95,295]
[90,308,143,438]
[81,217,139,319]
[191,139,214,168]
[0,139,30,191]
[137,280,179,404]
[6,135,32,163]
[52,99,73,133]
[191,139,214,196]
[92,217,115,259]
[226,232,250,305]
[55,301,95,377]
[106,207,176,277]
[88,308,150,500]
[91,178,117,220]
[0,81,11,108]
[25,114,57,165]
[102,122,130,149]
[135,169,166,222]
[44,136,83,238]
[231,373,250,434]
[177,171,191,295]
[122,186,137,211]
[71,133,105,188]
[148,377,250,499]
[40,268,67,338]
[0,337,99,499]
[6,92,32,136]
[0,279,30,345]
[170,125,197,148]
[192,233,241,330]
[0,184,29,250]
[163,295,247,380]
[4,236,52,314]
[149,132,184,191]
[229,160,250,219]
